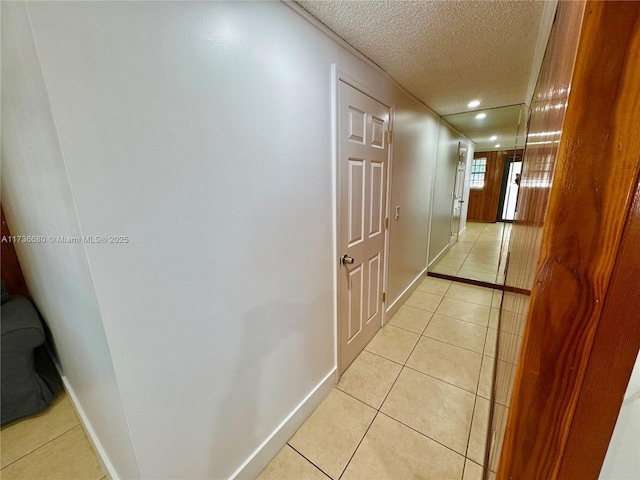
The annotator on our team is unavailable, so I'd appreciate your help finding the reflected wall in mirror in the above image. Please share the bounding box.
[428,104,528,286]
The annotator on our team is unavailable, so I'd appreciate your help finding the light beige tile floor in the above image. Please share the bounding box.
[0,391,106,480]
[431,222,510,284]
[2,280,500,480]
[258,277,501,480]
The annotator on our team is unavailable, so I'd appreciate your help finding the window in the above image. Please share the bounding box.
[470,157,487,189]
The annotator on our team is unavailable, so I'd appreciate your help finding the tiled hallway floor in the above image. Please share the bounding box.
[2,279,499,480]
[431,222,510,284]
[0,391,106,480]
[259,277,501,480]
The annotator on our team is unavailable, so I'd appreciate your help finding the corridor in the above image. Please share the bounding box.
[431,222,510,284]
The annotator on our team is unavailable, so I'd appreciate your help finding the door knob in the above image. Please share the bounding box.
[342,255,355,265]
[458,199,465,203]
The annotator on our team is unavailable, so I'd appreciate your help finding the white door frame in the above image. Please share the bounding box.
[450,142,467,244]
[331,64,394,377]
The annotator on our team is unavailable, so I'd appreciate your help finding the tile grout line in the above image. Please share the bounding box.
[288,384,381,475]
[431,309,491,328]
[286,256,497,480]
[337,303,457,480]
[372,287,488,395]
[465,325,493,466]
[383,321,436,334]
[387,311,435,335]
[371,312,428,408]
[376,411,469,462]
[407,286,447,317]
[464,393,480,460]
[401,364,481,396]
[481,324,491,360]
[395,302,441,313]
[444,222,507,281]
[286,443,334,480]
[364,328,485,395]
[378,320,423,399]
[363,348,406,367]
[447,286,498,297]
[0,423,81,470]
[458,224,482,276]
[336,410,379,480]
[462,456,469,479]
[333,385,383,411]
[419,331,487,357]
[364,303,437,410]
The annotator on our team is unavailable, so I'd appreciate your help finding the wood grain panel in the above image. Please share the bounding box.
[467,151,505,222]
[485,1,586,474]
[558,176,640,479]
[1,206,30,297]
[496,1,640,479]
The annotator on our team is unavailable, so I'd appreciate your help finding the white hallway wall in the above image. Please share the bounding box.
[428,121,473,265]
[3,1,443,478]
[1,4,140,478]
[386,96,439,303]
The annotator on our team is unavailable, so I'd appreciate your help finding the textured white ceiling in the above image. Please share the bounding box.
[444,104,527,152]
[295,0,549,116]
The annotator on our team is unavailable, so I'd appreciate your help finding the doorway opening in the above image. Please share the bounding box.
[496,155,522,222]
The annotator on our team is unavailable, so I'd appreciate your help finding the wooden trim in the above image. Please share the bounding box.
[498,2,640,478]
[427,272,503,290]
[557,176,640,479]
[502,286,531,296]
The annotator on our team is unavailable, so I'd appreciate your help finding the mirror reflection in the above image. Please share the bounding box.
[428,104,528,285]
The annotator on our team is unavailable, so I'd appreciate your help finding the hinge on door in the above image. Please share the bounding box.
[384,218,389,229]
[386,130,393,144]
[381,292,386,303]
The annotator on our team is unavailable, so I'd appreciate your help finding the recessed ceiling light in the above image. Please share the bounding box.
[490,135,498,141]
[495,144,501,148]
[468,100,480,108]
[475,113,486,119]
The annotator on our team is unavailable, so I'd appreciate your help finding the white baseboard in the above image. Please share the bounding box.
[385,266,429,322]
[54,356,335,480]
[229,367,337,480]
[428,243,451,269]
[45,346,119,480]
[59,374,118,480]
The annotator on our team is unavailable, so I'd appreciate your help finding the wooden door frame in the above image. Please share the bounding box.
[331,64,394,378]
[497,2,640,478]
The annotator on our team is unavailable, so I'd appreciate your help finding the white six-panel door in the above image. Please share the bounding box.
[450,143,467,245]
[338,80,390,374]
